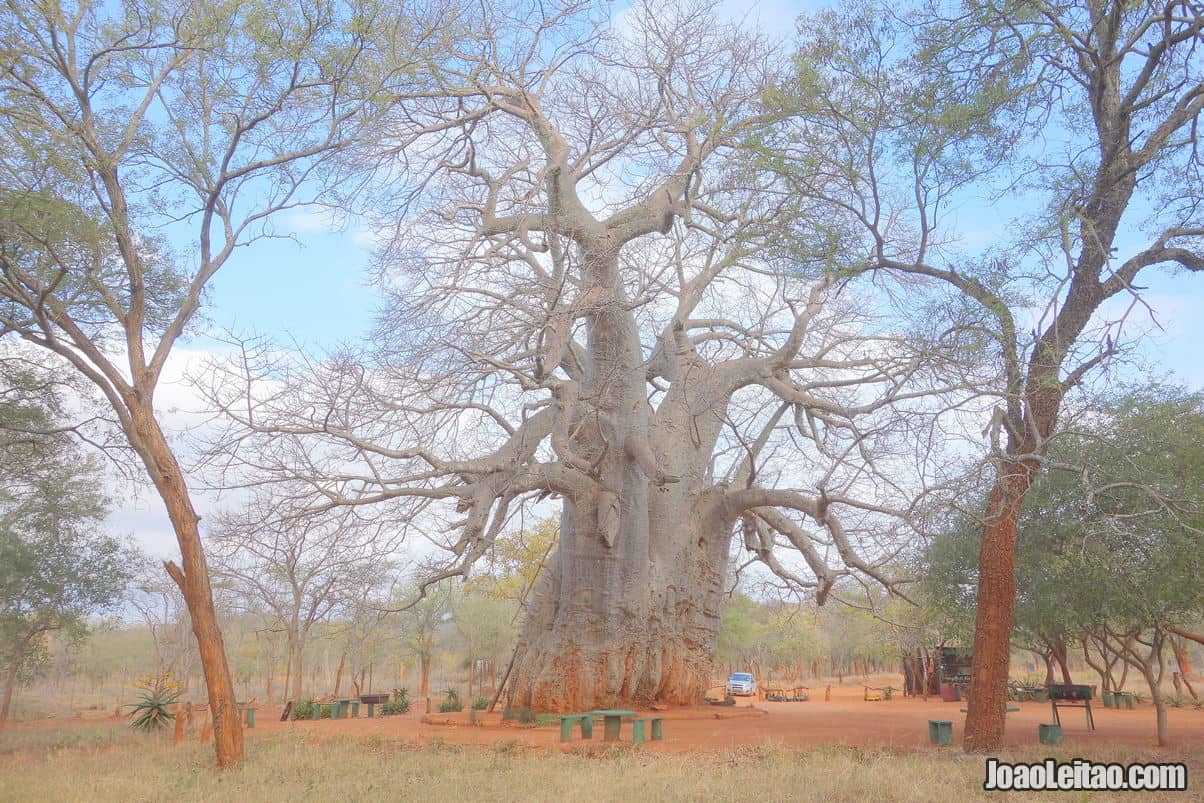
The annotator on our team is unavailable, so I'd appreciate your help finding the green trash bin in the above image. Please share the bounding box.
[1102,691,1116,708]
[1039,723,1063,745]
[928,720,953,746]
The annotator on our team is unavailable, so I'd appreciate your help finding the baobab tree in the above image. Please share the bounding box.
[203,2,970,712]
[770,0,1204,749]
[0,0,448,765]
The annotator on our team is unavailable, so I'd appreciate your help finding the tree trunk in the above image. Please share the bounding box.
[1172,637,1192,675]
[1,661,19,724]
[419,652,430,698]
[132,409,242,768]
[1172,638,1197,700]
[287,637,304,701]
[1143,666,1169,747]
[333,653,346,697]
[964,460,1034,752]
[508,487,729,710]
[1050,637,1073,684]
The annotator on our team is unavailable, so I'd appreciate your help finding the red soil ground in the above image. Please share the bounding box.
[38,684,1187,755]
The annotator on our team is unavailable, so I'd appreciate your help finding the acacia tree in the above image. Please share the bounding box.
[0,372,131,723]
[923,386,1204,745]
[395,578,454,698]
[205,1,967,712]
[208,490,403,702]
[0,0,433,765]
[770,0,1204,749]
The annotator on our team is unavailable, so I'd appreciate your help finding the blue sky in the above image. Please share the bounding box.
[123,0,1204,561]
[197,0,1204,386]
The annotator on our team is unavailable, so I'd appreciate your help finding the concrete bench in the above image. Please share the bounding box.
[632,716,664,745]
[559,713,593,742]
[236,702,256,728]
[310,701,341,719]
[588,709,635,741]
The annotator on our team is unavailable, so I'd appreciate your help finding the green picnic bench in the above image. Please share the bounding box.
[310,701,341,719]
[632,716,664,745]
[559,713,594,742]
[589,709,636,742]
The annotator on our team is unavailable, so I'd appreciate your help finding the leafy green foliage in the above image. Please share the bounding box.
[437,687,462,713]
[922,385,1204,645]
[0,373,133,693]
[471,695,489,711]
[380,687,411,715]
[290,699,316,720]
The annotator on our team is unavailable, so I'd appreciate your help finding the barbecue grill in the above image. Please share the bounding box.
[1047,683,1095,730]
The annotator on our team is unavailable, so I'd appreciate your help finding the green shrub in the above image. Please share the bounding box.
[438,687,463,713]
[516,707,536,725]
[471,696,489,711]
[381,687,411,715]
[290,699,316,720]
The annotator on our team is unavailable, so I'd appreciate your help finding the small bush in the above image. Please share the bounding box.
[471,696,489,710]
[516,707,536,725]
[290,699,316,720]
[380,687,411,715]
[438,687,463,713]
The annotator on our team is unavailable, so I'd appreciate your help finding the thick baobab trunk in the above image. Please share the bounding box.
[135,412,243,768]
[964,460,1035,752]
[508,246,731,711]
[508,494,729,710]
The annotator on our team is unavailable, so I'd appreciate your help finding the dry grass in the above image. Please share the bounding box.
[0,726,1198,802]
